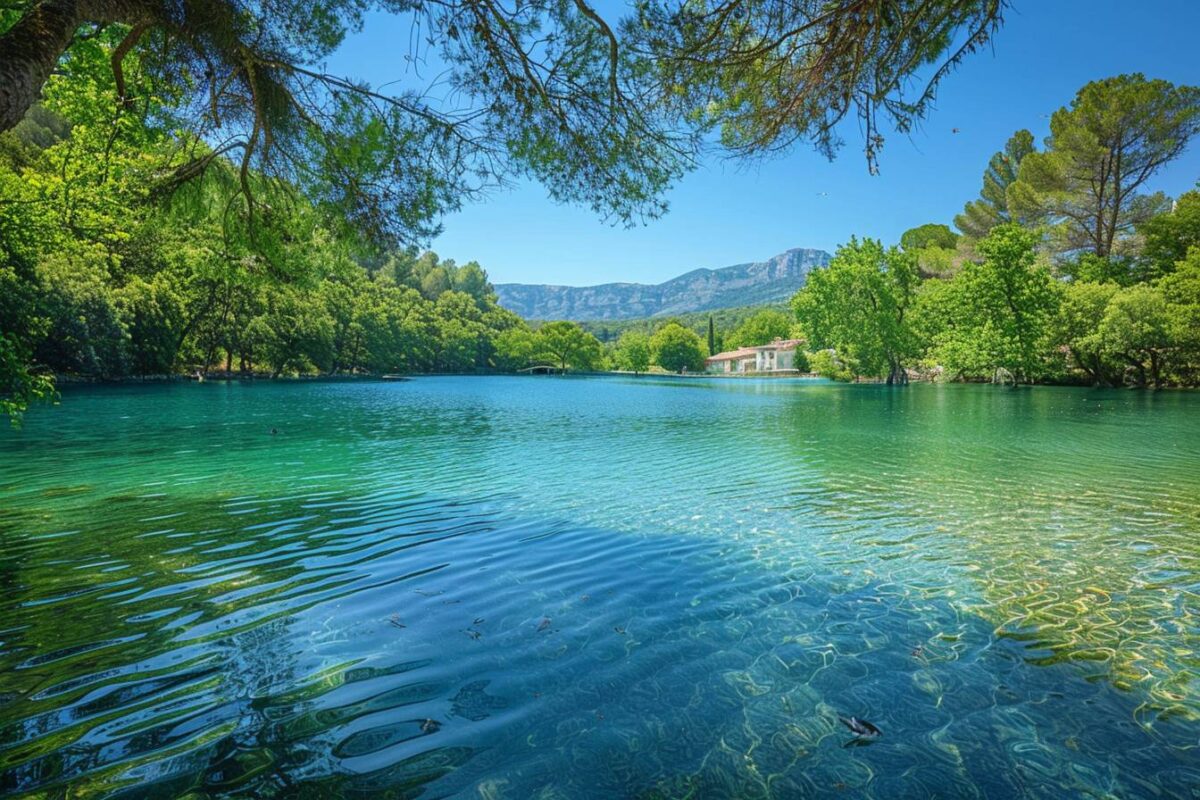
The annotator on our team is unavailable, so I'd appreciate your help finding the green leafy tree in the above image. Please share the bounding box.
[901,223,962,279]
[116,275,185,375]
[0,0,1006,246]
[954,129,1036,241]
[792,238,919,384]
[808,349,854,382]
[452,261,495,308]
[613,330,651,374]
[727,309,794,348]
[1010,75,1200,258]
[1097,285,1172,388]
[901,224,959,252]
[1157,248,1200,384]
[535,321,602,372]
[650,322,705,373]
[1137,191,1200,281]
[0,333,55,423]
[929,225,1061,383]
[492,328,538,371]
[1052,281,1122,385]
[1060,253,1138,286]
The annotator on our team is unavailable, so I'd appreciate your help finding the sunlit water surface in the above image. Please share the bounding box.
[1,377,1199,798]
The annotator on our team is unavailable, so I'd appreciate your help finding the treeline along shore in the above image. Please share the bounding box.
[2,23,1198,420]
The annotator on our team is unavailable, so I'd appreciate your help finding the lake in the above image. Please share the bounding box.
[1,377,1198,798]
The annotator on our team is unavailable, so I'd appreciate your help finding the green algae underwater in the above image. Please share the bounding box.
[1,376,1198,798]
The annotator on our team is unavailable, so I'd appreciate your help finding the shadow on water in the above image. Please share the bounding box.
[1,378,1198,798]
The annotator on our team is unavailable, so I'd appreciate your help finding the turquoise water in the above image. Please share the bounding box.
[1,377,1199,798]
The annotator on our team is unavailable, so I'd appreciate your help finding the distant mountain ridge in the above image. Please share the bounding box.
[494,247,832,321]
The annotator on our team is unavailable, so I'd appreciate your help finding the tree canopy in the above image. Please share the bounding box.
[1,0,1006,248]
[726,309,793,348]
[925,225,1060,383]
[1010,74,1200,259]
[954,129,1035,242]
[532,321,602,372]
[650,322,705,373]
[613,329,651,374]
[793,238,918,383]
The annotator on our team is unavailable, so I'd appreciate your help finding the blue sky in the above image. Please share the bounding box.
[329,1,1200,286]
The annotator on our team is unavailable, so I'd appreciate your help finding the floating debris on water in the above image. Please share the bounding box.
[536,617,552,632]
[388,614,406,629]
[420,718,441,734]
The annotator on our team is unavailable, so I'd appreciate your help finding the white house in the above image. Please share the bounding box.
[704,346,758,374]
[706,338,804,374]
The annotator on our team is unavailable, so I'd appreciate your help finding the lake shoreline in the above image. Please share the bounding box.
[51,370,1199,391]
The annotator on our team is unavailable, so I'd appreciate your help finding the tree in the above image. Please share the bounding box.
[636,0,1006,174]
[0,333,55,423]
[1059,253,1138,286]
[535,321,601,372]
[613,330,651,375]
[1052,281,1122,386]
[954,129,1036,241]
[1010,75,1200,258]
[791,238,919,384]
[0,0,1007,244]
[1137,190,1200,282]
[650,322,705,373]
[2,0,1012,417]
[1157,247,1200,384]
[493,328,537,371]
[707,315,716,356]
[1098,285,1172,388]
[727,309,793,348]
[901,223,963,279]
[929,225,1061,383]
[116,275,184,375]
[901,224,959,252]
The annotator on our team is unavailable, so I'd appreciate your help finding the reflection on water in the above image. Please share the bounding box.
[1,377,1198,798]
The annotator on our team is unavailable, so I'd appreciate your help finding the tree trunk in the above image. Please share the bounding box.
[0,0,157,132]
[885,358,908,385]
[1125,354,1146,387]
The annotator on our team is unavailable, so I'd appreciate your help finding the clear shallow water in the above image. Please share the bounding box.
[1,377,1198,798]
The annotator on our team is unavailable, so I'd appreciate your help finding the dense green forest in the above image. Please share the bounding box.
[793,74,1200,387]
[2,0,1011,419]
[0,32,546,419]
[3,2,1199,422]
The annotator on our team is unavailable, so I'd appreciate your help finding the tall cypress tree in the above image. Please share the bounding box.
[707,315,716,354]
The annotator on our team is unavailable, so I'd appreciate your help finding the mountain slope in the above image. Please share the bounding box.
[494,247,831,321]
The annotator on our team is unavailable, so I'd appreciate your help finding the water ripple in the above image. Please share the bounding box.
[0,378,1198,798]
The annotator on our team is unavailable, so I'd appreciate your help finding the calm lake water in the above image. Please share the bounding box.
[1,377,1199,798]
